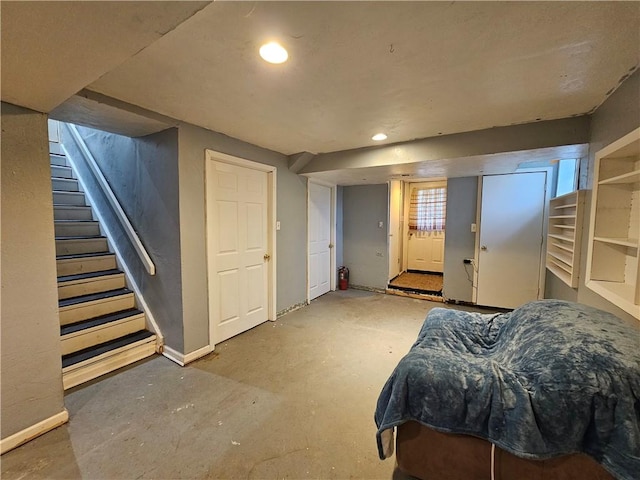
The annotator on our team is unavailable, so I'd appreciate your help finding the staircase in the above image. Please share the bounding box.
[50,142,157,390]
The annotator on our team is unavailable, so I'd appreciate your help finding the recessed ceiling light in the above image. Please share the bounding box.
[372,133,387,141]
[259,42,288,64]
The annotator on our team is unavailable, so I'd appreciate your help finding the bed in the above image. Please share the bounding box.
[375,300,639,480]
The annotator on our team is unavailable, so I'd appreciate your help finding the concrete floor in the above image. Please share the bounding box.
[1,290,481,479]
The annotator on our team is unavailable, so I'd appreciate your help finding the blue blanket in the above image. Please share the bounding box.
[375,300,640,480]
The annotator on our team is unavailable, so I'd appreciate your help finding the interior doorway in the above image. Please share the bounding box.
[205,150,277,347]
[388,179,447,299]
[308,180,336,301]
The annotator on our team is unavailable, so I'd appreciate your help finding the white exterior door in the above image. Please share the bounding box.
[407,231,445,272]
[476,172,546,309]
[208,161,269,344]
[308,182,331,300]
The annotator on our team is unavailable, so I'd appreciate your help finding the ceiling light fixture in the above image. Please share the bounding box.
[372,133,387,141]
[259,42,288,64]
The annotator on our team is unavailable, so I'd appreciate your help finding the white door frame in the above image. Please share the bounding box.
[205,149,277,349]
[388,180,403,281]
[307,178,337,302]
[472,167,552,305]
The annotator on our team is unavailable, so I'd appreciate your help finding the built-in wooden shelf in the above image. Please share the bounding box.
[593,237,639,249]
[546,190,585,288]
[548,233,575,243]
[586,127,640,319]
[598,169,640,185]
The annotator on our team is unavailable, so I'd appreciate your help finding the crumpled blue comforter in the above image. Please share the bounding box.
[375,300,640,480]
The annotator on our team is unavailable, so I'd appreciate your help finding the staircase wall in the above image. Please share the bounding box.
[1,102,66,441]
[62,125,185,351]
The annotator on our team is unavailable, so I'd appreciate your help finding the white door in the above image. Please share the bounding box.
[388,180,402,280]
[476,172,546,309]
[308,182,331,300]
[407,231,445,272]
[208,161,269,344]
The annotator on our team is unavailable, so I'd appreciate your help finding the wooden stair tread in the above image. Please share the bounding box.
[54,220,98,223]
[58,269,122,283]
[61,308,144,336]
[57,252,114,260]
[59,288,131,307]
[62,330,154,368]
[55,235,105,240]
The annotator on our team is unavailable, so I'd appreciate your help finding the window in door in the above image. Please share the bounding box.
[409,185,447,231]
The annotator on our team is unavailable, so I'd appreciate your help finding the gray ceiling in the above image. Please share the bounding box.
[2,1,639,162]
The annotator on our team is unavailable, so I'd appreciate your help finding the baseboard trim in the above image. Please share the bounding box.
[1,409,69,455]
[349,284,387,294]
[277,301,307,318]
[163,344,212,367]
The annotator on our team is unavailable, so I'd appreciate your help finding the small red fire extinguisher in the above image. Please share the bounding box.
[338,266,349,290]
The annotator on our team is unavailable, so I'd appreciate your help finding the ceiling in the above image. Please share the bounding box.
[2,1,639,166]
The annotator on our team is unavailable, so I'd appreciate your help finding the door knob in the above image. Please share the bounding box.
[264,253,271,260]
[328,243,334,249]
[480,246,487,251]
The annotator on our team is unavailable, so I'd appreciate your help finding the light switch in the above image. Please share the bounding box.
[471,223,477,233]
[276,221,281,231]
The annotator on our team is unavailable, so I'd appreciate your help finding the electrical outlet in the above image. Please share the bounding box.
[463,258,473,264]
[378,221,384,228]
[376,252,383,257]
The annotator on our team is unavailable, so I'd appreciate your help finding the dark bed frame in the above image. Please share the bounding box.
[396,421,615,480]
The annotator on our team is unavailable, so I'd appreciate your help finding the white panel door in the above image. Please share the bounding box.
[476,172,546,309]
[407,231,445,272]
[209,161,269,344]
[308,182,331,300]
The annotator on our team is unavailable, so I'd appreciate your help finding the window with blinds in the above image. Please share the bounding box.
[409,186,446,231]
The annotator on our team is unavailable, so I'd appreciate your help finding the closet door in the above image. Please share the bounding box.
[476,172,546,309]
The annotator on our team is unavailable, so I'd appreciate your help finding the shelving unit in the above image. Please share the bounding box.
[546,190,585,288]
[585,127,640,319]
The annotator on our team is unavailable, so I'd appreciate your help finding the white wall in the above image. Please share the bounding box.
[1,102,66,442]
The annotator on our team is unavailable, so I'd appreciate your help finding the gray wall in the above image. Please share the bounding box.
[64,125,186,352]
[546,69,639,324]
[443,177,478,302]
[177,122,308,353]
[1,103,66,440]
[342,184,389,290]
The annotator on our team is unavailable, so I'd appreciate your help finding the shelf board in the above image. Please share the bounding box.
[548,256,572,274]
[552,242,573,253]
[553,203,577,210]
[549,215,576,219]
[599,169,640,185]
[593,236,639,249]
[547,263,572,286]
[587,280,640,318]
[548,249,572,266]
[552,225,575,230]
[549,233,574,243]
